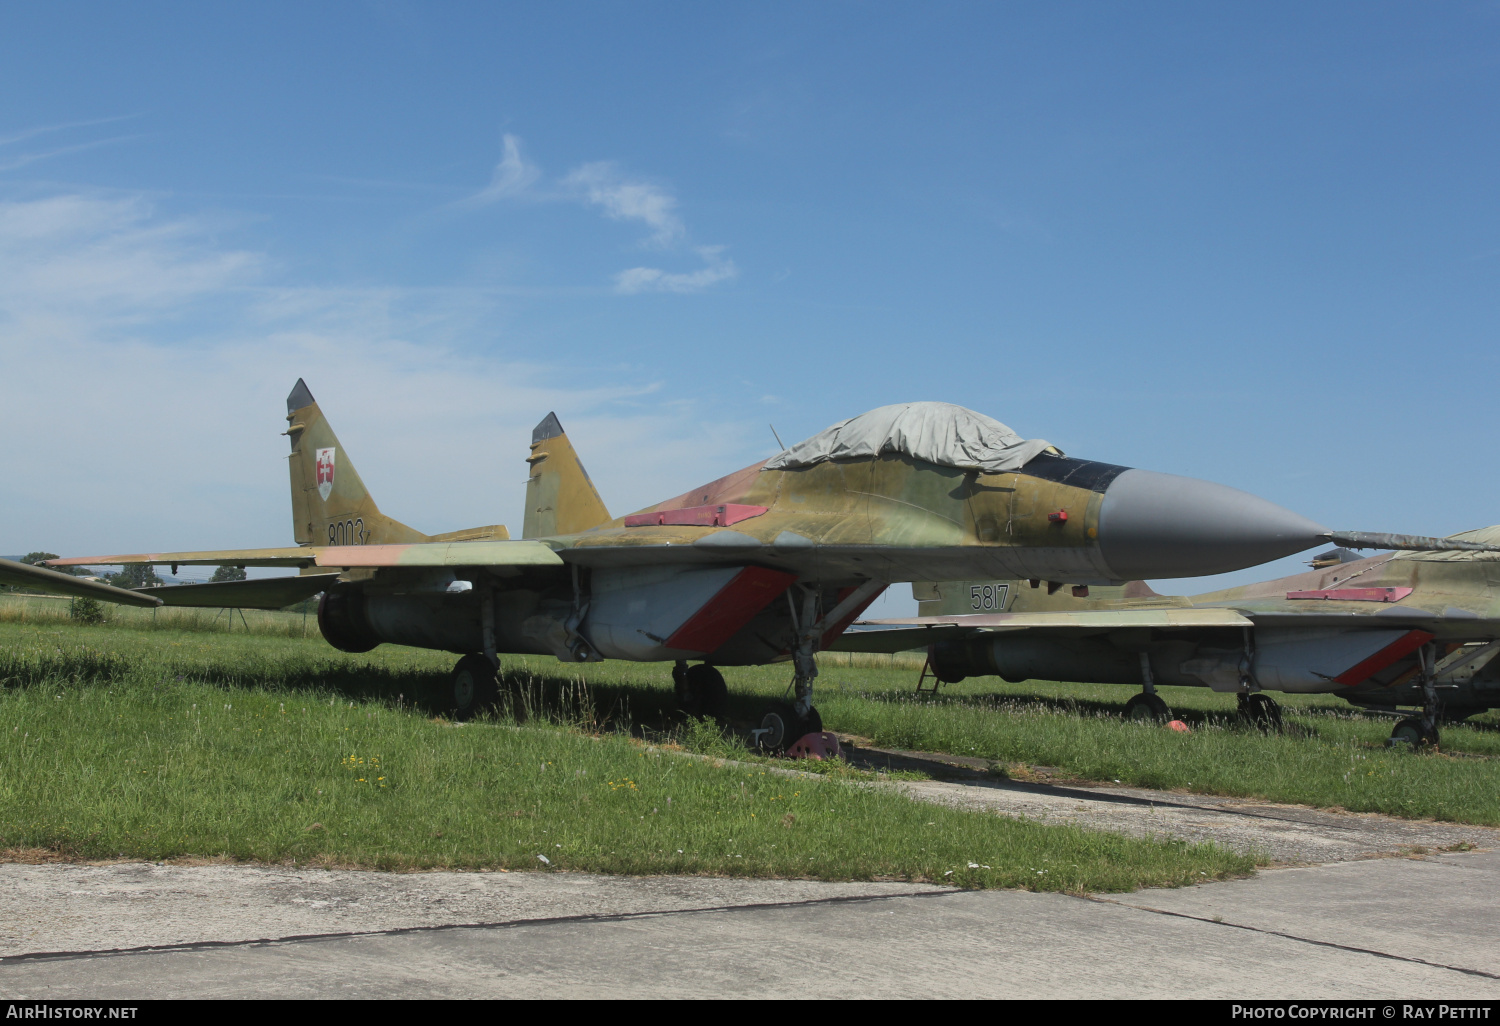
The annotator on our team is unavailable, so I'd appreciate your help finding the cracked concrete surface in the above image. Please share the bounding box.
[2,854,1497,998]
[5,763,1498,998]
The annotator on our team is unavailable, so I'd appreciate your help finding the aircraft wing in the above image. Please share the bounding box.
[47,540,565,572]
[143,575,336,610]
[831,607,1254,652]
[0,557,163,608]
[46,547,321,569]
[312,542,564,568]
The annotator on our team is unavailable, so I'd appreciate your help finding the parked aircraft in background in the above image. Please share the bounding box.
[842,539,1500,748]
[48,381,1499,749]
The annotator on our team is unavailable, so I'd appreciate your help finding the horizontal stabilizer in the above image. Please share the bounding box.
[0,557,163,607]
[315,541,564,568]
[1327,531,1500,554]
[141,575,334,610]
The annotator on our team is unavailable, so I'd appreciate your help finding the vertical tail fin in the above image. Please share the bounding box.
[523,413,611,538]
[285,379,428,547]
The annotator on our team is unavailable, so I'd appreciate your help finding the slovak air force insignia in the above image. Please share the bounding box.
[315,447,336,501]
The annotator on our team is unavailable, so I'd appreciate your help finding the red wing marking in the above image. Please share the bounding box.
[623,504,769,528]
[665,566,798,654]
[1286,587,1414,603]
[1335,630,1434,687]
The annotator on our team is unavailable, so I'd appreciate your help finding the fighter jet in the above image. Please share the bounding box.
[841,535,1500,748]
[46,381,1500,749]
[0,556,163,608]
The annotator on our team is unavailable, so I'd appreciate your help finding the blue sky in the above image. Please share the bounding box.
[2,2,1498,613]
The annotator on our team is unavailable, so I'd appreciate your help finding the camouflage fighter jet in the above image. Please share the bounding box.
[0,557,163,608]
[841,534,1500,748]
[47,381,1500,749]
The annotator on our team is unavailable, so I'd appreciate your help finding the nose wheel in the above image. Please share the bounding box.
[753,704,823,752]
[1389,716,1440,749]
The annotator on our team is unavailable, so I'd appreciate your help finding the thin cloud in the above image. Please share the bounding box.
[0,135,143,173]
[615,246,738,294]
[562,161,683,246]
[0,114,143,148]
[0,190,761,554]
[468,133,541,205]
[463,135,734,293]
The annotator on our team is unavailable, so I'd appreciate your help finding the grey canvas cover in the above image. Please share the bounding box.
[763,402,1053,474]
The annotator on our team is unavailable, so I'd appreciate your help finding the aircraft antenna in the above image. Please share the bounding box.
[769,424,786,451]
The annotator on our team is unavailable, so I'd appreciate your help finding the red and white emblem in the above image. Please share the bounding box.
[315,447,336,502]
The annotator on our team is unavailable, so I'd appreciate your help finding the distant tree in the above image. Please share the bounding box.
[210,565,248,583]
[20,552,85,576]
[108,564,165,589]
[2,552,84,594]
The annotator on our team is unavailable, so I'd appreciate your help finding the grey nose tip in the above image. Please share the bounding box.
[1098,468,1329,580]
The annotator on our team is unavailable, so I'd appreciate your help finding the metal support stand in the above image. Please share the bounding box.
[914,653,940,694]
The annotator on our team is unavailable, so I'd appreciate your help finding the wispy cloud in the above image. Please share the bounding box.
[615,246,737,294]
[0,191,761,555]
[464,134,735,294]
[561,161,682,246]
[0,114,143,148]
[468,133,541,205]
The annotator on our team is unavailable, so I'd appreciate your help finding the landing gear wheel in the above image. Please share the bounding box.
[754,705,821,752]
[679,664,729,719]
[450,654,499,721]
[1238,692,1282,731]
[1123,693,1171,723]
[1389,717,1439,749]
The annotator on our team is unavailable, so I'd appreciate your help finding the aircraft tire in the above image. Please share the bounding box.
[1241,693,1282,731]
[1388,717,1434,749]
[1123,693,1171,724]
[681,664,729,719]
[754,704,822,752]
[450,654,499,721]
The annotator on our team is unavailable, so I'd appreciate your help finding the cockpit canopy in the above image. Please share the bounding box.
[763,402,1054,474]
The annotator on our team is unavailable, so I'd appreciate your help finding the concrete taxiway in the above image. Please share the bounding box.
[4,759,1498,999]
[2,850,1499,997]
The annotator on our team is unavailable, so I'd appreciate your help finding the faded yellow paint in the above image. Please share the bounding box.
[286,393,429,547]
[523,429,611,538]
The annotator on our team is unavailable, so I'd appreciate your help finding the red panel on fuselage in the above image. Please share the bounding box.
[666,566,799,655]
[1335,629,1434,686]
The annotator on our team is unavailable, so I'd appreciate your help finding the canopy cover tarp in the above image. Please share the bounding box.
[763,402,1053,474]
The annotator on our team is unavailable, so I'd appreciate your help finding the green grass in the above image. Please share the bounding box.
[0,611,1252,891]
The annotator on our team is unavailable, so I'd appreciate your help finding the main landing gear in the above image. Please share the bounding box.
[1238,691,1282,730]
[1389,644,1443,749]
[750,580,884,752]
[673,661,729,719]
[1123,652,1173,723]
[449,653,501,720]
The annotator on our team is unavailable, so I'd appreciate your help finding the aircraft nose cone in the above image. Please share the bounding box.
[1097,469,1329,580]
